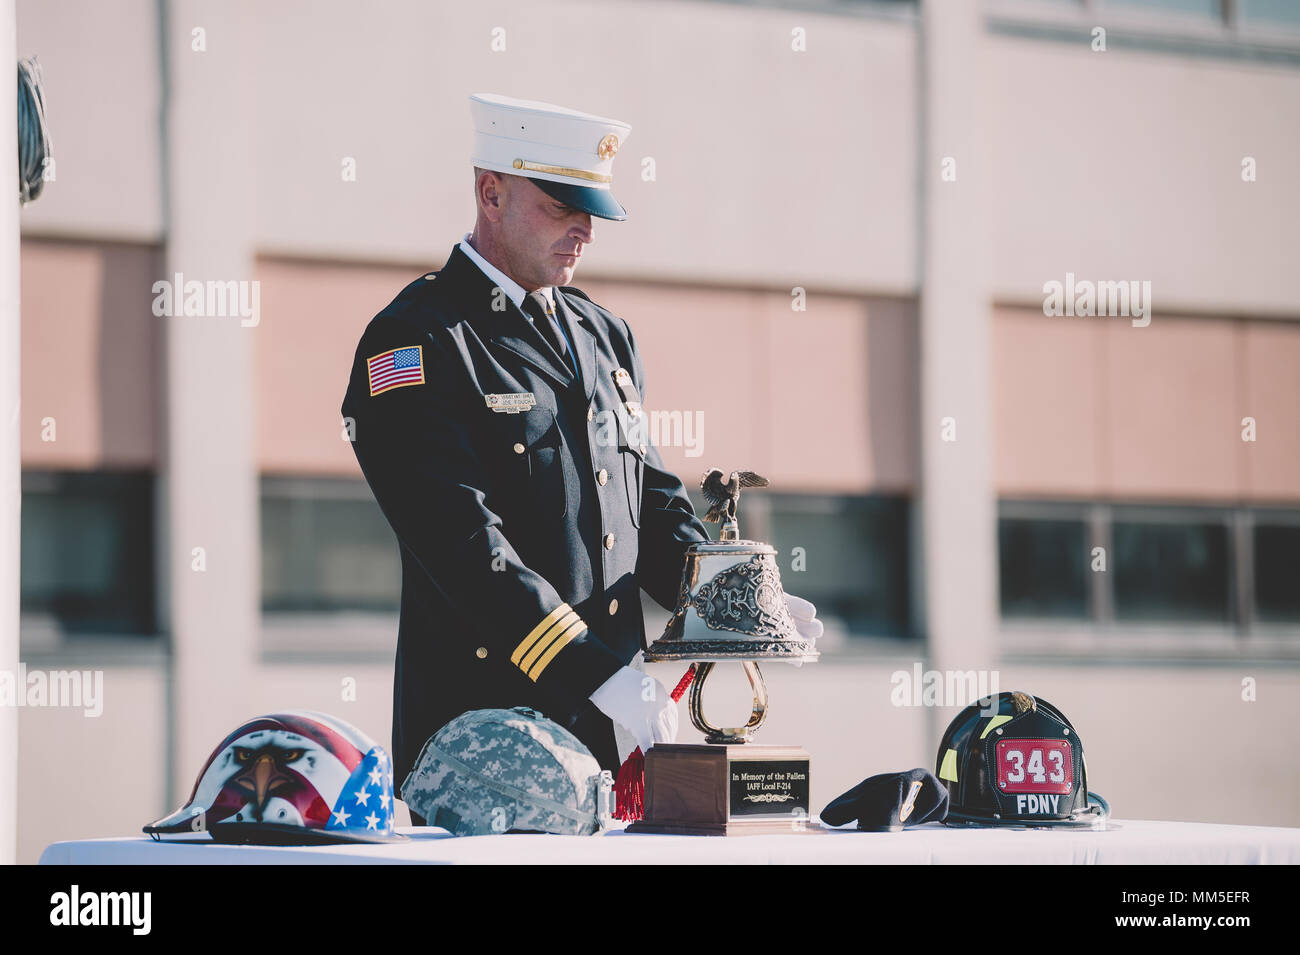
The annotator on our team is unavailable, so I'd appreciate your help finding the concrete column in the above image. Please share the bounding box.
[159,0,258,806]
[0,0,20,866]
[918,1,997,727]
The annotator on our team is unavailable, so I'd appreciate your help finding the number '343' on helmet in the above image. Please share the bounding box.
[936,691,1111,829]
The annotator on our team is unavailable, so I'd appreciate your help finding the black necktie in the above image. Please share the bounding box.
[522,290,572,373]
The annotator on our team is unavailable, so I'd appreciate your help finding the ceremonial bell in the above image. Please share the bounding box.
[643,468,818,744]
[633,468,818,834]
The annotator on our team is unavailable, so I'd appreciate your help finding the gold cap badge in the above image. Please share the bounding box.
[597,133,620,160]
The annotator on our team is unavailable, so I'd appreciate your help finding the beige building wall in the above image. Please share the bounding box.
[15,0,162,241]
[994,308,1300,501]
[987,34,1300,315]
[19,240,160,468]
[254,257,412,476]
[17,2,1299,310]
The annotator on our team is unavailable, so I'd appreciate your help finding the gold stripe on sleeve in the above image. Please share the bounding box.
[518,611,580,674]
[510,604,574,666]
[526,618,587,682]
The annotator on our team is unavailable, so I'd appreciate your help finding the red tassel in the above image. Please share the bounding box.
[613,747,646,821]
[612,664,697,821]
[669,666,698,701]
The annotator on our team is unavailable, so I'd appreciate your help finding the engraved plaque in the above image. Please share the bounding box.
[729,758,810,818]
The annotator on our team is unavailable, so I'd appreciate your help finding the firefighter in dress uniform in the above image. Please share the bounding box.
[341,93,822,824]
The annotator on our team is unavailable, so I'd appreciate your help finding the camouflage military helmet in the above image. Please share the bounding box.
[400,707,611,836]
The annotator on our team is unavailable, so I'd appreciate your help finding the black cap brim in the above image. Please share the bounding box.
[530,177,627,221]
[207,822,409,845]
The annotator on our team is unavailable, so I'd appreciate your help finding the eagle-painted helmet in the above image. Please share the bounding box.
[936,691,1110,829]
[144,710,406,844]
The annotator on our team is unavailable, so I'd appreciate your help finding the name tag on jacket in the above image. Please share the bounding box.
[485,392,538,414]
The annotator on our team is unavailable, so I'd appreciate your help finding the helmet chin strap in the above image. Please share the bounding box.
[1084,790,1110,822]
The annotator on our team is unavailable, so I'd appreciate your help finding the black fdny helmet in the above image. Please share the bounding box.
[936,691,1110,829]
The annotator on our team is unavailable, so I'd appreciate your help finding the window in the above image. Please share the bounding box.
[999,515,1088,619]
[261,477,400,613]
[989,0,1300,57]
[1111,515,1231,623]
[1105,0,1221,18]
[21,471,156,635]
[998,500,1300,632]
[1254,522,1300,623]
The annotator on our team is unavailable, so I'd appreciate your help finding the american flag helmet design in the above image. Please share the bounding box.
[144,710,406,844]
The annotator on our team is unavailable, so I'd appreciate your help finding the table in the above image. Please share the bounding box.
[39,820,1300,865]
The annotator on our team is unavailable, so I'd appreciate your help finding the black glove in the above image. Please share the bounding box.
[821,768,949,832]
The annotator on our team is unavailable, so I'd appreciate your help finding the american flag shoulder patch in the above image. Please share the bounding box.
[367,345,425,396]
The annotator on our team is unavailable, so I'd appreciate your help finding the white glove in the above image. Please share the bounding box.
[589,665,679,753]
[785,593,823,666]
[786,593,823,641]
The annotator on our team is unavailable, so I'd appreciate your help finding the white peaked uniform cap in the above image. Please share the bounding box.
[470,92,631,221]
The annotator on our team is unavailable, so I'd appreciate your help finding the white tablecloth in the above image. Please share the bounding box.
[39,820,1300,865]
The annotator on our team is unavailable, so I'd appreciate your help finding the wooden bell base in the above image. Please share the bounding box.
[626,743,822,836]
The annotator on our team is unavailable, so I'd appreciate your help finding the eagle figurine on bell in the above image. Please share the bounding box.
[626,468,819,836]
